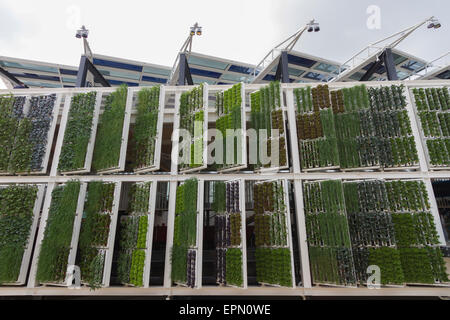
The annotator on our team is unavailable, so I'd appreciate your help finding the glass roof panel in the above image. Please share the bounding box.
[62,77,76,83]
[396,71,409,80]
[142,75,167,84]
[192,77,215,85]
[436,69,450,79]
[100,69,141,80]
[221,73,247,82]
[108,79,138,86]
[22,80,61,88]
[143,66,171,77]
[60,68,78,76]
[1,60,59,73]
[401,60,425,72]
[188,56,228,70]
[12,72,60,82]
[228,65,253,74]
[287,54,316,68]
[392,53,408,65]
[348,72,365,81]
[190,68,222,79]
[303,72,331,82]
[314,63,339,74]
[93,58,143,72]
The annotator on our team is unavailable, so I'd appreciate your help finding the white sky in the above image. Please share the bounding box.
[0,0,449,89]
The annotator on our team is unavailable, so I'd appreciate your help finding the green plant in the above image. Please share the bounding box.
[134,86,160,169]
[36,181,80,283]
[58,92,97,172]
[76,181,115,288]
[92,85,128,171]
[0,185,38,284]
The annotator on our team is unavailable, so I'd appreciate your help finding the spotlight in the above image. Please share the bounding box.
[196,27,202,35]
[307,26,313,32]
[434,22,441,29]
[427,22,435,29]
[314,26,320,32]
[190,27,195,36]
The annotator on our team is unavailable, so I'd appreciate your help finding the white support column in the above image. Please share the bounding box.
[240,179,248,289]
[102,181,122,287]
[144,180,158,288]
[196,179,205,288]
[404,84,429,172]
[50,94,71,177]
[28,182,56,288]
[163,180,177,288]
[171,92,181,174]
[424,178,447,245]
[285,88,301,173]
[292,179,312,288]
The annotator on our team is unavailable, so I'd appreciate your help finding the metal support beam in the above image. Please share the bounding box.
[275,51,290,83]
[0,66,28,88]
[360,48,399,81]
[360,56,384,81]
[382,48,399,80]
[177,53,193,86]
[75,55,111,88]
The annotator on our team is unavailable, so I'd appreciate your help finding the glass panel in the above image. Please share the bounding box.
[192,77,215,85]
[314,63,339,74]
[392,53,407,65]
[221,73,246,82]
[143,66,171,77]
[99,69,141,80]
[93,58,142,72]
[62,77,76,83]
[188,56,228,70]
[1,60,58,73]
[22,81,61,88]
[401,60,425,72]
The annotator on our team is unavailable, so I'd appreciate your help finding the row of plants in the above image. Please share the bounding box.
[255,248,292,287]
[0,95,26,172]
[179,85,205,171]
[133,86,160,170]
[116,182,151,287]
[412,87,450,167]
[412,87,449,111]
[1,94,56,174]
[172,179,198,286]
[253,181,288,247]
[329,178,448,286]
[303,180,356,286]
[76,181,115,289]
[214,84,243,170]
[249,81,286,170]
[58,92,97,172]
[213,181,243,286]
[92,85,128,172]
[253,180,292,287]
[0,184,39,284]
[36,181,81,284]
[295,84,419,171]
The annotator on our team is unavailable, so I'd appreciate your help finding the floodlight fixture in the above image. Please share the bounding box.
[427,18,442,29]
[75,25,89,39]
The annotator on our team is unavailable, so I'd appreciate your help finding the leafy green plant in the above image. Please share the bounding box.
[0,184,38,284]
[92,85,128,171]
[76,181,115,288]
[58,92,97,172]
[134,86,160,170]
[36,181,80,283]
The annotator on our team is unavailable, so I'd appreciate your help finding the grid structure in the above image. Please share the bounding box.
[0,80,448,296]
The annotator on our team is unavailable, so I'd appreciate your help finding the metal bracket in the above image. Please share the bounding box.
[75,55,111,87]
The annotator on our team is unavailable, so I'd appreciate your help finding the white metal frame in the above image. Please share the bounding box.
[0,80,449,295]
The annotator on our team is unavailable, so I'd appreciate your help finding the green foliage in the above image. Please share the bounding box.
[37,181,80,283]
[134,86,160,169]
[0,185,38,284]
[77,181,115,288]
[129,249,145,287]
[58,92,97,172]
[92,85,128,171]
[212,181,226,213]
[368,247,404,285]
[172,179,198,284]
[255,248,292,287]
[226,248,243,287]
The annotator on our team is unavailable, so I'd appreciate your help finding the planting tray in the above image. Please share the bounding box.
[95,89,133,175]
[1,184,45,286]
[56,91,102,175]
[28,182,87,287]
[13,94,62,176]
[133,87,166,174]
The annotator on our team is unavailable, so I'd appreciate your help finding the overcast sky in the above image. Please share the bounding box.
[1,0,449,88]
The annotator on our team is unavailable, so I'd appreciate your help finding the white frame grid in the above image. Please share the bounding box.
[0,80,448,295]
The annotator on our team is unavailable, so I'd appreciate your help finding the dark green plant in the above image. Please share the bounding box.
[58,92,97,172]
[92,85,128,171]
